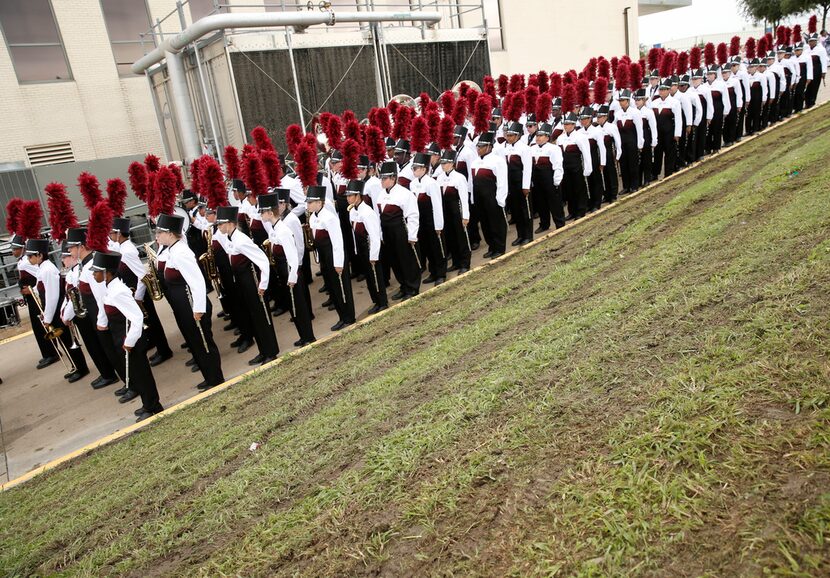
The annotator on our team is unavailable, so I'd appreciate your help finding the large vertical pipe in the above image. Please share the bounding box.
[166,51,202,162]
[193,42,222,158]
[285,27,306,129]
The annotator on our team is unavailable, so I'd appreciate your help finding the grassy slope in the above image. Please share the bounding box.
[2,106,830,577]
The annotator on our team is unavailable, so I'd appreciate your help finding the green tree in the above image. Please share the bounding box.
[785,0,830,31]
[739,0,788,28]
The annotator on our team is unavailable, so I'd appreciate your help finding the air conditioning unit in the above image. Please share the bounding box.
[24,142,75,167]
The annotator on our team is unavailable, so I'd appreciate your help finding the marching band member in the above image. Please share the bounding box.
[556,112,592,220]
[613,90,644,195]
[470,132,508,258]
[376,162,421,300]
[578,107,607,211]
[307,185,356,329]
[531,123,566,229]
[434,150,471,273]
[411,152,447,285]
[92,251,163,422]
[214,205,279,365]
[344,180,388,314]
[11,234,56,368]
[156,213,224,390]
[500,121,534,245]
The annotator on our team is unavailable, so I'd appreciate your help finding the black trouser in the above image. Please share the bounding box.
[46,315,88,375]
[275,256,316,342]
[215,245,251,340]
[602,140,619,201]
[442,193,471,269]
[707,98,724,152]
[587,142,604,210]
[140,294,172,358]
[232,262,278,358]
[108,313,162,414]
[746,84,763,134]
[417,196,447,279]
[779,74,792,118]
[23,290,54,360]
[562,149,588,219]
[507,161,533,242]
[354,234,388,308]
[793,65,808,112]
[166,280,224,387]
[532,162,564,229]
[653,113,677,179]
[380,212,421,296]
[74,311,118,381]
[723,90,738,144]
[473,178,507,255]
[737,87,747,139]
[316,239,355,323]
[81,289,123,382]
[768,96,779,126]
[335,194,361,277]
[805,57,821,108]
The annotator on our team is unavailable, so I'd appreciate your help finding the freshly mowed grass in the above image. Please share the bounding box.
[2,106,830,577]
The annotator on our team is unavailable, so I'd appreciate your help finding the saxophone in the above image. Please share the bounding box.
[199,228,224,298]
[68,285,87,319]
[303,209,318,263]
[142,242,164,301]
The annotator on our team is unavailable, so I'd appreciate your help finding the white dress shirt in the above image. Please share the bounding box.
[310,207,346,268]
[36,259,60,325]
[470,151,509,207]
[218,228,270,291]
[434,169,470,220]
[165,240,206,313]
[349,200,383,262]
[499,139,533,189]
[101,278,144,347]
[410,173,444,231]
[556,129,593,177]
[267,219,300,285]
[376,184,420,242]
[531,142,564,186]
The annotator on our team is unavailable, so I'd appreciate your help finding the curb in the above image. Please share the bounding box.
[3,100,827,492]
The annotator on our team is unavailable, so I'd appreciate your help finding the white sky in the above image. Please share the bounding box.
[639,0,756,46]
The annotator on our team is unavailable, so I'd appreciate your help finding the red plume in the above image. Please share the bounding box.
[508,91,526,122]
[525,85,539,117]
[46,182,78,241]
[438,116,454,150]
[576,78,590,107]
[537,70,549,93]
[106,178,128,218]
[647,47,661,72]
[200,156,228,210]
[294,143,318,188]
[344,120,362,147]
[252,126,275,153]
[302,133,317,151]
[659,52,674,78]
[729,36,741,57]
[465,88,480,115]
[127,162,148,202]
[597,58,610,81]
[5,198,24,235]
[392,106,413,141]
[242,150,268,200]
[374,107,392,137]
[458,82,470,98]
[20,201,43,241]
[497,74,509,98]
[366,125,386,164]
[152,165,178,217]
[792,25,801,44]
[86,200,112,252]
[169,163,184,193]
[610,57,619,75]
[418,92,431,116]
[745,37,756,60]
[757,36,768,57]
[285,125,303,158]
[78,172,103,211]
[593,77,608,106]
[387,99,400,117]
[629,62,643,91]
[482,75,497,101]
[223,146,241,180]
[765,32,773,49]
[784,27,792,46]
[549,73,562,97]
[615,63,630,91]
[473,94,490,134]
[324,115,342,150]
[501,93,514,122]
[260,148,283,188]
[716,42,728,65]
[564,70,578,85]
[410,115,429,153]
[776,26,786,47]
[509,73,525,92]
[427,109,441,142]
[809,15,818,34]
[676,51,689,75]
[690,46,702,70]
[452,97,467,127]
[562,83,577,114]
[189,158,202,197]
[527,73,539,88]
[341,138,361,180]
[342,109,357,125]
[536,92,552,122]
[144,154,160,173]
[440,90,455,115]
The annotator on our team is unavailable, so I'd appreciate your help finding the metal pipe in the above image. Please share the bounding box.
[285,27,305,129]
[166,50,202,162]
[623,7,631,57]
[223,36,247,147]
[145,70,173,161]
[193,41,222,158]
[132,11,442,74]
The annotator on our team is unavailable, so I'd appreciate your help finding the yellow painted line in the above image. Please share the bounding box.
[2,101,825,492]
[0,330,32,346]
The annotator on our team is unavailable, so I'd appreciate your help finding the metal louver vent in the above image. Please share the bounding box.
[24,142,75,167]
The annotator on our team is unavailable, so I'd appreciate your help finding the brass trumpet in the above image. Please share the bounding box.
[30,288,76,373]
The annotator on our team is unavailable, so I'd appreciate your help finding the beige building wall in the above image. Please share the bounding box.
[489,0,640,76]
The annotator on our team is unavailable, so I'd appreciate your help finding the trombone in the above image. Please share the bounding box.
[30,288,76,373]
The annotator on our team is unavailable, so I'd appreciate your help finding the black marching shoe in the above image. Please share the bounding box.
[185,357,197,367]
[180,342,189,349]
[318,284,329,293]
[489,251,504,259]
[391,290,406,300]
[511,238,523,246]
[236,340,254,354]
[223,322,236,331]
[114,386,128,396]
[36,356,59,370]
[470,242,480,251]
[197,381,215,391]
[134,406,147,416]
[368,303,388,314]
[66,369,89,383]
[91,375,118,389]
[483,250,494,258]
[260,356,277,365]
[217,311,226,319]
[271,308,287,317]
[149,351,173,367]
[321,298,333,308]
[248,353,265,366]
[434,278,445,286]
[518,238,532,246]
[190,364,200,373]
[423,275,437,284]
[229,337,243,348]
[458,267,470,274]
[331,320,354,331]
[118,390,140,403]
[447,264,459,273]
[135,410,156,422]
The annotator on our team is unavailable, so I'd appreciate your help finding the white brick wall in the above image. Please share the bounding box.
[0,0,186,166]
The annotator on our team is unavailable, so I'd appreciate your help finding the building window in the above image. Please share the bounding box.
[0,0,72,83]
[100,0,153,77]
